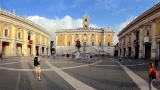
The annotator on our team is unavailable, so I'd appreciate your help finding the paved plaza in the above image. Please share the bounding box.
[0,56,160,90]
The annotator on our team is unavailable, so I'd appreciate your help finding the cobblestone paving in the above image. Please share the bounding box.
[0,56,160,89]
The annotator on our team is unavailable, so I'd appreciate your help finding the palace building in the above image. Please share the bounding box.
[117,3,160,60]
[55,15,115,55]
[0,8,51,56]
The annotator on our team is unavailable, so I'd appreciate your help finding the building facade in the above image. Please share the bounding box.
[117,3,160,60]
[56,15,115,56]
[0,8,51,56]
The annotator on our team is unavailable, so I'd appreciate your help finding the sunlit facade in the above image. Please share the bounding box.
[118,3,160,60]
[56,15,115,55]
[0,8,51,56]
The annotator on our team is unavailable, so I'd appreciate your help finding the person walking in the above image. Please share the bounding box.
[88,53,91,64]
[66,53,70,62]
[47,53,50,59]
[118,55,122,62]
[0,52,2,60]
[145,62,158,90]
[34,53,42,80]
[53,53,55,59]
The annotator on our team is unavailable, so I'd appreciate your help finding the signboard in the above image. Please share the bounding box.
[144,37,149,42]
[29,40,33,44]
[134,40,138,44]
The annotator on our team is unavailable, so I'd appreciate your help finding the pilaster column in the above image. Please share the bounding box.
[0,21,1,37]
[65,34,67,46]
[151,19,157,60]
[72,34,74,46]
[104,34,106,46]
[56,35,58,46]
[139,26,143,59]
[131,33,135,58]
[11,24,16,56]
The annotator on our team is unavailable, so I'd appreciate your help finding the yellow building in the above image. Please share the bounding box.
[118,3,160,60]
[56,15,115,55]
[0,8,51,56]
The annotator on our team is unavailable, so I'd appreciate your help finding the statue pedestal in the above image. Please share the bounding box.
[75,50,81,59]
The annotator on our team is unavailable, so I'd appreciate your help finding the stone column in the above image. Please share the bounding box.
[11,24,16,56]
[72,34,74,46]
[139,26,143,59]
[125,36,128,57]
[104,34,106,46]
[131,33,135,58]
[151,19,157,60]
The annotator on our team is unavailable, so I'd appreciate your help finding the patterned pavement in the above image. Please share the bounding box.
[0,55,159,90]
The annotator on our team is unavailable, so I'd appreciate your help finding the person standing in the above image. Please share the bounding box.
[0,52,2,60]
[47,53,50,59]
[88,53,91,64]
[66,53,70,62]
[34,53,42,80]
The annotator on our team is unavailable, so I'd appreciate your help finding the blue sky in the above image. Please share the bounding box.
[0,0,159,44]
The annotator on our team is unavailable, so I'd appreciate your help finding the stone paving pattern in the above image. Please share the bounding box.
[0,55,159,89]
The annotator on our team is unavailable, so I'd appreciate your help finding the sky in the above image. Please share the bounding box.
[0,0,159,45]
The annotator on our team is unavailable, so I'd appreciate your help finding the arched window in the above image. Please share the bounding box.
[85,18,87,22]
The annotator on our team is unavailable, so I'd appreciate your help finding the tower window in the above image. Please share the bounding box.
[85,18,87,22]
[85,25,87,28]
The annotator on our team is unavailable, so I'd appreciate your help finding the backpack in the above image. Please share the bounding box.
[151,68,158,79]
[34,57,39,66]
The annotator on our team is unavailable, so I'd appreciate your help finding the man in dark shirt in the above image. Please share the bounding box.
[34,53,42,80]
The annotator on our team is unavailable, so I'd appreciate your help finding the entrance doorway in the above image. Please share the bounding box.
[2,42,10,56]
[128,47,131,57]
[17,43,22,56]
[135,45,139,59]
[36,46,39,55]
[42,47,44,54]
[27,45,31,55]
[123,48,126,57]
[145,43,151,59]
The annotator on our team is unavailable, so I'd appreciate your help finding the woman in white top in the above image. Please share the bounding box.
[88,53,91,64]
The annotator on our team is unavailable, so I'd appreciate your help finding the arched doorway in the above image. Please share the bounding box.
[2,42,10,56]
[27,45,31,56]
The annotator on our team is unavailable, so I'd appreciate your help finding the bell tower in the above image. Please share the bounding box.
[83,14,89,28]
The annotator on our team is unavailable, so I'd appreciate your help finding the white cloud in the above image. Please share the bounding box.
[27,15,99,46]
[113,16,137,45]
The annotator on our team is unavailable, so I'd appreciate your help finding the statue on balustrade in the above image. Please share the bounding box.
[75,39,81,51]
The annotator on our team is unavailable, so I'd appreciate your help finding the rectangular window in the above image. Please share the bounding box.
[108,34,110,36]
[5,29,8,37]
[84,34,86,36]
[60,34,62,36]
[147,30,149,36]
[18,32,21,39]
